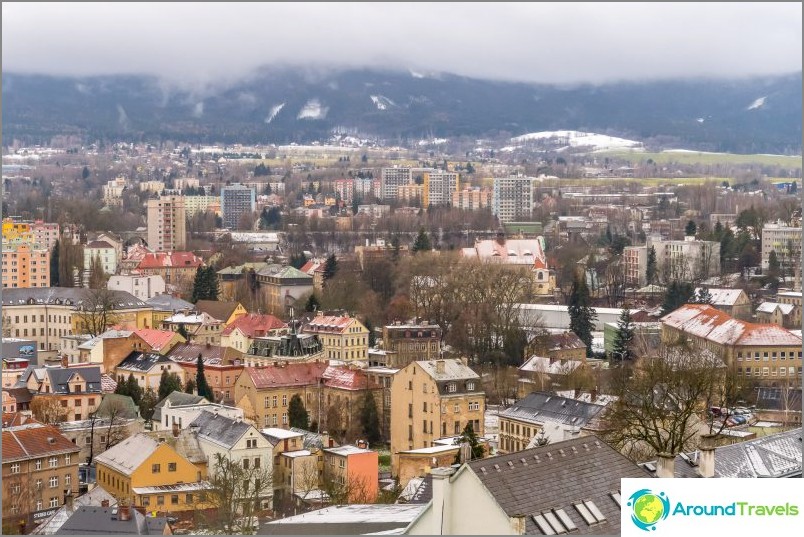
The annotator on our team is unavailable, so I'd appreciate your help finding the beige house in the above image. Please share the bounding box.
[220,313,287,353]
[695,287,752,320]
[390,359,484,478]
[776,291,802,327]
[302,314,369,362]
[114,351,187,391]
[161,311,223,345]
[756,302,797,328]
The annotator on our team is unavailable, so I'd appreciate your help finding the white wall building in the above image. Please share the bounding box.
[492,175,535,223]
[107,274,166,300]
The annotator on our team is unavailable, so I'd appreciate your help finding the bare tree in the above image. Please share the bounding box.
[74,288,121,336]
[30,397,68,425]
[205,453,272,535]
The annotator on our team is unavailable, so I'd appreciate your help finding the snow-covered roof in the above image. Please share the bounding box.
[519,355,584,375]
[694,287,746,306]
[661,304,801,346]
[756,302,795,315]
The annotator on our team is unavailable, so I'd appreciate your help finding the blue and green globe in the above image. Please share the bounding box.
[628,490,670,531]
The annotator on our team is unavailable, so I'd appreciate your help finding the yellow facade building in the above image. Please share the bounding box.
[302,314,369,362]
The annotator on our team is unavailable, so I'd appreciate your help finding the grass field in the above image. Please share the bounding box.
[595,150,802,169]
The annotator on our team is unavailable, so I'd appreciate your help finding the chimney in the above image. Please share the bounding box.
[459,441,471,464]
[435,360,445,374]
[101,500,110,508]
[118,505,131,522]
[656,453,676,478]
[697,434,717,478]
[430,467,456,535]
[64,491,74,510]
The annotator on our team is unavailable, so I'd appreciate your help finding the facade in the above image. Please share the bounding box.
[94,434,212,515]
[220,313,288,353]
[82,241,118,284]
[2,243,50,288]
[107,274,166,301]
[451,187,493,211]
[380,167,436,200]
[322,445,379,503]
[696,287,752,320]
[181,195,220,216]
[221,184,256,230]
[761,223,801,270]
[76,329,151,373]
[776,291,802,327]
[254,264,314,317]
[161,312,223,345]
[302,314,369,362]
[649,236,721,283]
[114,351,186,391]
[397,184,424,204]
[146,196,187,252]
[2,421,81,533]
[22,366,104,421]
[755,302,796,329]
[390,359,484,477]
[381,323,442,368]
[661,304,803,383]
[623,245,649,287]
[422,171,459,207]
[135,252,203,289]
[193,300,248,326]
[102,178,128,206]
[460,236,554,295]
[492,175,535,223]
[167,343,244,404]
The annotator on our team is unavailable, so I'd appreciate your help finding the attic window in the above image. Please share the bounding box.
[610,492,621,507]
[574,500,606,525]
[533,508,577,535]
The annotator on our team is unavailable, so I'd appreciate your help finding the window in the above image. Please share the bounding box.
[408,381,413,390]
[157,495,165,505]
[49,497,59,508]
[282,394,288,407]
[282,413,288,424]
[574,500,606,525]
[152,464,161,473]
[610,492,622,506]
[143,496,151,507]
[243,458,250,470]
[272,396,278,408]
[49,456,58,468]
[49,476,59,488]
[446,383,456,393]
[469,401,480,411]
[339,458,345,469]
[35,459,42,470]
[264,396,270,408]
[423,402,428,412]
[254,457,260,469]
[65,473,71,486]
[36,479,42,490]
[171,495,179,505]
[186,494,193,504]
[168,462,177,472]
[65,454,71,465]
[467,381,475,391]
[11,483,21,494]
[36,500,43,511]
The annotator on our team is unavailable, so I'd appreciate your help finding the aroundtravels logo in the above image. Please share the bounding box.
[628,489,670,531]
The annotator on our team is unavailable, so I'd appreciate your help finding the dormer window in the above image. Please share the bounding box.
[467,382,475,391]
[446,383,457,393]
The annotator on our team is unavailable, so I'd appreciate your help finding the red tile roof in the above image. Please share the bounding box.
[304,316,356,334]
[221,313,287,337]
[322,366,380,391]
[134,329,180,352]
[243,362,329,389]
[2,412,33,428]
[299,260,323,275]
[136,252,203,270]
[2,422,81,462]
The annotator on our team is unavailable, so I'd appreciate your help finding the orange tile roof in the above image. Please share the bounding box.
[2,422,81,462]
[244,362,329,389]
[304,316,355,334]
[221,313,287,337]
[134,328,180,352]
[136,251,203,270]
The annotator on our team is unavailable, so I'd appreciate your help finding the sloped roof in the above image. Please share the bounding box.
[642,427,802,478]
[45,366,103,394]
[464,238,547,268]
[2,287,148,309]
[152,391,207,422]
[163,311,220,325]
[263,504,424,535]
[756,302,795,315]
[136,251,202,270]
[2,422,81,463]
[661,304,802,346]
[116,351,175,373]
[255,264,313,280]
[55,505,168,535]
[547,332,586,352]
[416,359,479,382]
[500,391,607,428]
[304,316,358,334]
[695,287,746,306]
[243,362,328,390]
[322,366,379,391]
[145,294,194,313]
[85,240,115,250]
[133,328,181,352]
[519,356,584,376]
[94,434,160,475]
[221,313,286,337]
[194,300,242,322]
[468,435,650,535]
[100,374,117,393]
[167,342,243,366]
[31,487,117,535]
[189,411,251,449]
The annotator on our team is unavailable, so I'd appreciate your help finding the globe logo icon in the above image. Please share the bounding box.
[627,489,670,531]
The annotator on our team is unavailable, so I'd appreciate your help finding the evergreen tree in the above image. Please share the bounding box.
[645,246,657,285]
[177,323,189,340]
[412,227,432,253]
[453,422,485,463]
[114,376,129,397]
[568,271,597,357]
[191,266,206,303]
[768,250,781,279]
[685,220,697,236]
[365,319,376,348]
[612,308,634,362]
[82,166,90,180]
[196,354,215,402]
[205,265,219,301]
[692,287,714,304]
[323,254,338,283]
[288,394,309,429]
[184,378,197,394]
[125,373,143,406]
[158,369,183,400]
[139,388,158,422]
[50,240,60,287]
[359,391,381,445]
[660,281,695,315]
[304,293,320,312]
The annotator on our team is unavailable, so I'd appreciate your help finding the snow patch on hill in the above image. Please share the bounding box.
[509,130,643,151]
[746,96,767,110]
[265,103,285,124]
[370,95,396,111]
[297,99,328,120]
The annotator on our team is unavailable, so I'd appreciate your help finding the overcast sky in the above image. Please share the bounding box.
[3,2,801,87]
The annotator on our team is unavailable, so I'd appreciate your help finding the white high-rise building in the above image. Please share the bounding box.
[423,171,460,206]
[221,184,256,230]
[147,196,187,251]
[492,175,535,223]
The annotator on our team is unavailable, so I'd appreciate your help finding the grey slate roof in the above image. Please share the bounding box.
[2,287,148,309]
[641,427,803,478]
[152,391,206,422]
[116,351,174,373]
[468,435,651,535]
[500,391,606,428]
[31,488,117,535]
[55,506,169,535]
[189,410,251,449]
[145,293,194,313]
[45,366,102,394]
[289,427,332,450]
[260,504,425,535]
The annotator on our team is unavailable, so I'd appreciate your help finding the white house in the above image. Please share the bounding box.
[107,274,166,301]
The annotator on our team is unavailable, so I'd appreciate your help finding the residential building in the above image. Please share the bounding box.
[146,196,187,252]
[2,420,81,533]
[394,444,461,490]
[380,167,436,200]
[94,434,212,515]
[356,204,390,219]
[215,262,270,300]
[404,435,650,535]
[451,187,493,211]
[497,391,608,453]
[390,359,484,477]
[76,329,152,373]
[27,486,117,535]
[354,238,410,271]
[161,311,223,345]
[649,235,721,282]
[302,314,369,362]
[492,175,535,223]
[181,195,220,216]
[776,290,802,326]
[460,235,554,295]
[623,245,649,287]
[135,252,202,290]
[264,504,424,535]
[245,332,325,366]
[193,300,248,326]
[756,302,797,328]
[145,294,195,327]
[397,184,424,204]
[31,220,61,250]
[761,223,801,271]
[422,171,459,207]
[54,505,171,536]
[57,397,143,464]
[516,355,587,397]
[221,184,256,230]
[695,287,752,319]
[381,323,442,368]
[133,328,185,355]
[107,274,166,301]
[333,178,355,203]
[322,445,379,503]
[166,343,244,404]
[254,264,314,317]
[139,180,166,194]
[102,178,128,207]
[298,259,326,292]
[157,401,242,433]
[2,243,50,288]
[21,366,104,421]
[220,313,287,353]
[189,410,274,509]
[82,241,118,285]
[661,303,803,382]
[114,351,186,391]
[365,365,396,440]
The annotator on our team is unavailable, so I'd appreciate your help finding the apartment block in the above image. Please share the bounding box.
[147,196,187,251]
[492,175,535,223]
[221,184,256,230]
[451,187,493,211]
[2,243,50,289]
[422,171,459,207]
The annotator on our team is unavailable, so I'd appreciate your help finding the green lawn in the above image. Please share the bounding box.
[596,150,802,169]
